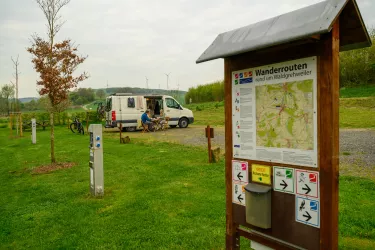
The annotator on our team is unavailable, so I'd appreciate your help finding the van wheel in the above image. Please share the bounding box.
[126,127,136,132]
[179,118,189,128]
[169,125,177,128]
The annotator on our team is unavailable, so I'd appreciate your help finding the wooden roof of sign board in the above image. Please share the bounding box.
[196,0,372,63]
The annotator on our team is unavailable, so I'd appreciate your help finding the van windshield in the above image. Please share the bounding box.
[165,98,180,109]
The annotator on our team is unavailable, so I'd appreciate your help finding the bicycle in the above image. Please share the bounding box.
[70,117,85,135]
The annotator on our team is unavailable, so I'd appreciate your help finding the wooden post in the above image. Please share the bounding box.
[207,125,212,163]
[9,114,13,137]
[20,114,23,137]
[120,123,122,143]
[86,112,89,133]
[319,20,339,250]
[16,113,19,136]
[224,58,239,249]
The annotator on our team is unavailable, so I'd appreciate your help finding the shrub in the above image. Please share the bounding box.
[21,111,100,126]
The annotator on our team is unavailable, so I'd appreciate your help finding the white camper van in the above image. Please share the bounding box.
[104,93,194,131]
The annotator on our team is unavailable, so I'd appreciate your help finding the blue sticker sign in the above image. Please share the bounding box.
[239,78,253,84]
[296,196,320,228]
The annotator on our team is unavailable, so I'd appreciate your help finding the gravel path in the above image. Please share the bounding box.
[107,125,375,168]
[340,129,375,168]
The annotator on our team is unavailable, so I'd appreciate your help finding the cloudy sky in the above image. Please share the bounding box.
[1,0,374,98]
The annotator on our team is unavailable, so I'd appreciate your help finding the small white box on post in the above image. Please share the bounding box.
[31,118,36,144]
[88,124,104,196]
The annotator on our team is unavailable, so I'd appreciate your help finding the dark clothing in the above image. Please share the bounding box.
[154,102,160,115]
[141,113,151,124]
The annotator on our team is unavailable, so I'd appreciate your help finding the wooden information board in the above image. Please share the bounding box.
[196,1,372,249]
[224,24,340,250]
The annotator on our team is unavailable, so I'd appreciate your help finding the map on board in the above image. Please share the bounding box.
[255,80,314,151]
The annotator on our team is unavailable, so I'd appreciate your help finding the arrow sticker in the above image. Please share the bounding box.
[296,170,319,199]
[237,172,243,181]
[232,160,248,182]
[232,181,246,206]
[296,196,320,228]
[273,167,295,193]
[303,211,312,222]
[302,184,311,195]
[237,194,244,203]
[280,180,288,190]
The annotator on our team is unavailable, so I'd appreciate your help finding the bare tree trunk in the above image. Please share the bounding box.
[7,99,10,116]
[11,55,20,112]
[50,112,56,163]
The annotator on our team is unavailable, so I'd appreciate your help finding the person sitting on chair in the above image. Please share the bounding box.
[159,109,168,129]
[159,109,166,123]
[141,110,154,130]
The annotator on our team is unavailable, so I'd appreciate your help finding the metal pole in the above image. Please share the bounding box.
[165,72,171,90]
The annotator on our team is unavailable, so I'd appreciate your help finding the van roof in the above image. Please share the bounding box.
[109,93,166,98]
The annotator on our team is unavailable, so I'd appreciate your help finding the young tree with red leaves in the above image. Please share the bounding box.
[27,0,88,163]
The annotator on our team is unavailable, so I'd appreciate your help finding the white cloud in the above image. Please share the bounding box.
[0,0,374,97]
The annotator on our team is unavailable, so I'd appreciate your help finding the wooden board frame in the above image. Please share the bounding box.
[224,21,339,250]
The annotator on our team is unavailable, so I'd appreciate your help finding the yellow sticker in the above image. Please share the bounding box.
[252,164,271,185]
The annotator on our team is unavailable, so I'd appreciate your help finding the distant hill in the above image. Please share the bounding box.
[103,87,186,104]
[19,87,187,104]
[103,87,186,96]
[19,97,39,103]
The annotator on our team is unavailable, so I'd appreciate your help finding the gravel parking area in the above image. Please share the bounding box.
[340,129,375,167]
[106,125,374,172]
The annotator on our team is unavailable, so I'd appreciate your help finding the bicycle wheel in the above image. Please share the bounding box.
[79,124,85,135]
[70,123,78,133]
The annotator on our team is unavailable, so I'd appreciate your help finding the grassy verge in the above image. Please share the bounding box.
[0,127,229,249]
[340,97,375,128]
[0,127,374,249]
[339,176,375,249]
[340,85,375,98]
[185,102,225,126]
[85,100,105,111]
[186,98,375,128]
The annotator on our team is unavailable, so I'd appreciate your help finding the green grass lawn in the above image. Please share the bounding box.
[0,127,374,249]
[85,100,105,111]
[185,102,225,126]
[186,98,375,128]
[340,85,375,98]
[339,97,375,128]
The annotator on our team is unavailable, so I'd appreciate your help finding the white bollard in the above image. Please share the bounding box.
[31,119,36,144]
[88,124,104,196]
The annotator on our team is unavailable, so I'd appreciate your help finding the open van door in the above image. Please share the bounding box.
[164,97,181,126]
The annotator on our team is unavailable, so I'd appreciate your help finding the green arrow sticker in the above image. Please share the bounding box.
[286,169,293,179]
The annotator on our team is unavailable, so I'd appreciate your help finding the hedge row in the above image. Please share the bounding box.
[21,111,100,125]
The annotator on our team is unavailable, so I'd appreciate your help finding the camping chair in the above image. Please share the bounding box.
[161,117,170,131]
[141,121,149,133]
